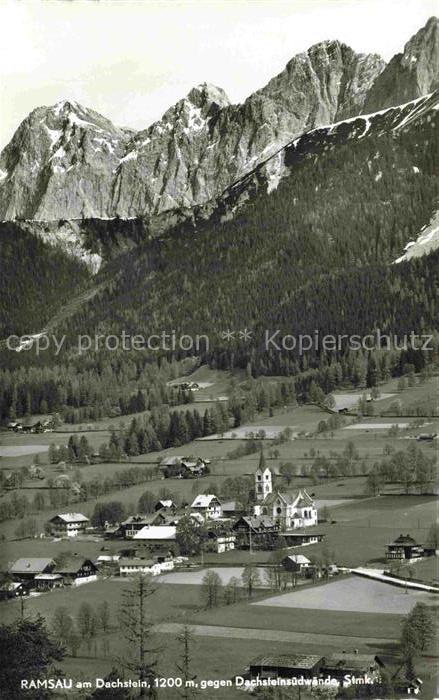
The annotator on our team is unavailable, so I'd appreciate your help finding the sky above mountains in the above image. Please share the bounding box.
[0,0,437,150]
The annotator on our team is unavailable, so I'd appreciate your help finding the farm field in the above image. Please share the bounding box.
[399,555,439,584]
[59,634,316,700]
[159,566,267,586]
[252,575,438,614]
[1,570,430,652]
[332,392,395,411]
[5,573,397,698]
[0,444,49,457]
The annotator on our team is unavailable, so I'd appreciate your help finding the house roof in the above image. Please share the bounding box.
[237,516,276,530]
[51,512,89,523]
[132,526,176,541]
[34,573,63,580]
[122,514,158,526]
[284,554,311,565]
[0,581,24,592]
[250,654,322,670]
[53,557,96,574]
[191,494,220,509]
[323,653,383,671]
[119,558,156,567]
[9,558,54,574]
[157,499,175,509]
[388,534,419,546]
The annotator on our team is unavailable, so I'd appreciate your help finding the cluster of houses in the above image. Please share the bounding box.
[1,546,187,599]
[39,457,323,557]
[244,650,385,685]
[0,456,327,598]
[242,649,422,695]
[104,458,323,553]
[6,417,55,433]
[159,456,210,479]
[2,555,99,598]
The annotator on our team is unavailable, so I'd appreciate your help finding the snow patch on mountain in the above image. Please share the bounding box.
[394,210,439,262]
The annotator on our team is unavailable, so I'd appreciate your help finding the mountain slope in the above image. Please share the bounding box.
[10,90,435,365]
[0,222,91,337]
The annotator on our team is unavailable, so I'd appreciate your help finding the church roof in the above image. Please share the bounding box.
[259,489,315,507]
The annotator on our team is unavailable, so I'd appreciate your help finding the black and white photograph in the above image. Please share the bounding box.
[0,0,438,698]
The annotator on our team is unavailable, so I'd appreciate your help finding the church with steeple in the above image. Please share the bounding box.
[253,449,318,530]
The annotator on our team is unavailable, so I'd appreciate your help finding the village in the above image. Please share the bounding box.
[0,367,438,698]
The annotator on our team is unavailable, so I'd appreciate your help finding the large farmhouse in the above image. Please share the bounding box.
[53,557,98,586]
[9,558,54,582]
[253,454,317,529]
[132,525,177,547]
[48,513,89,538]
[190,494,222,520]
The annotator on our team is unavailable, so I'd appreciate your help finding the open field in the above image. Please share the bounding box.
[0,444,49,457]
[187,593,405,640]
[400,556,439,584]
[332,392,395,411]
[0,575,406,651]
[159,567,267,586]
[252,575,438,614]
[344,422,411,430]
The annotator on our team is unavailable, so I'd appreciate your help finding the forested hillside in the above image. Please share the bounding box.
[0,223,91,337]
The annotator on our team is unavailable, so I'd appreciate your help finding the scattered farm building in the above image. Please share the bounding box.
[53,557,98,586]
[48,513,89,537]
[386,534,424,560]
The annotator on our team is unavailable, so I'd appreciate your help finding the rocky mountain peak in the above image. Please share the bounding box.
[364,16,439,112]
[0,18,437,223]
[186,83,231,111]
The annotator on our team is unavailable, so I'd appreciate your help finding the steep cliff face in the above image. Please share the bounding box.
[364,16,439,112]
[112,43,385,217]
[0,44,385,221]
[0,18,437,223]
[0,101,133,220]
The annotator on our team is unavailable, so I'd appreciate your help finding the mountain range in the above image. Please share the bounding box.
[0,16,437,226]
[0,16,438,363]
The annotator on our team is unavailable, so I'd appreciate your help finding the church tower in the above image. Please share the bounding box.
[254,448,272,501]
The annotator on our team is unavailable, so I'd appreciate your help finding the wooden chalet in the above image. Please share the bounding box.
[321,653,385,683]
[233,516,280,549]
[53,557,98,586]
[48,512,89,538]
[386,534,424,560]
[282,554,311,574]
[8,558,55,582]
[248,654,322,680]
